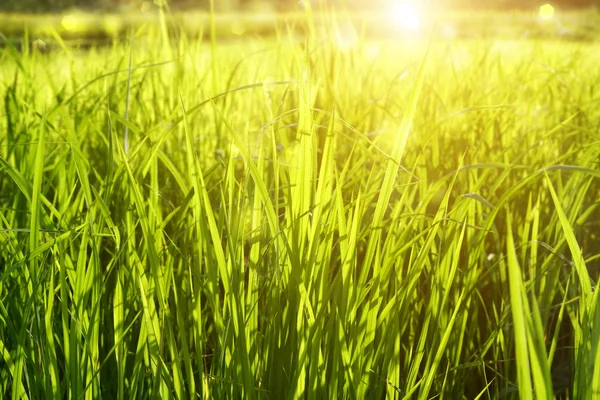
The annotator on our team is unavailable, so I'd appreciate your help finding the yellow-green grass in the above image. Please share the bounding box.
[1,9,600,399]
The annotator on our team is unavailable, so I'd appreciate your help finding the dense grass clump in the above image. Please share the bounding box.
[1,11,600,399]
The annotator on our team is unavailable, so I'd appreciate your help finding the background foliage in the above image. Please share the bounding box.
[1,0,600,13]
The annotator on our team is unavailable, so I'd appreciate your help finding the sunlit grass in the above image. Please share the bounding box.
[0,7,600,400]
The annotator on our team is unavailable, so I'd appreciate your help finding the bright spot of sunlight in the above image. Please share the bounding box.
[62,14,86,32]
[391,2,422,31]
[539,4,555,20]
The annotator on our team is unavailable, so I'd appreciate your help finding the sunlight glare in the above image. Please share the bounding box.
[539,4,555,20]
[391,2,422,31]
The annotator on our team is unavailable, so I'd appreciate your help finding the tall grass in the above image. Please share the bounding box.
[1,10,599,399]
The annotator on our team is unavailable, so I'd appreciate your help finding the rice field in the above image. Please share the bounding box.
[1,6,600,399]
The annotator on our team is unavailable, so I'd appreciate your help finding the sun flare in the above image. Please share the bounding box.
[391,2,422,31]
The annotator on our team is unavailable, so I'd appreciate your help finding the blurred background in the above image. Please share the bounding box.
[2,0,600,46]
[1,0,599,13]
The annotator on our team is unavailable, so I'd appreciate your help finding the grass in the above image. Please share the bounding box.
[1,6,600,399]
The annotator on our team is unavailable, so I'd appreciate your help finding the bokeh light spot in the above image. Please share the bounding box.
[539,4,555,20]
[62,14,85,32]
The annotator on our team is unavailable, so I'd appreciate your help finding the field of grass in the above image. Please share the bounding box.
[1,6,600,399]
